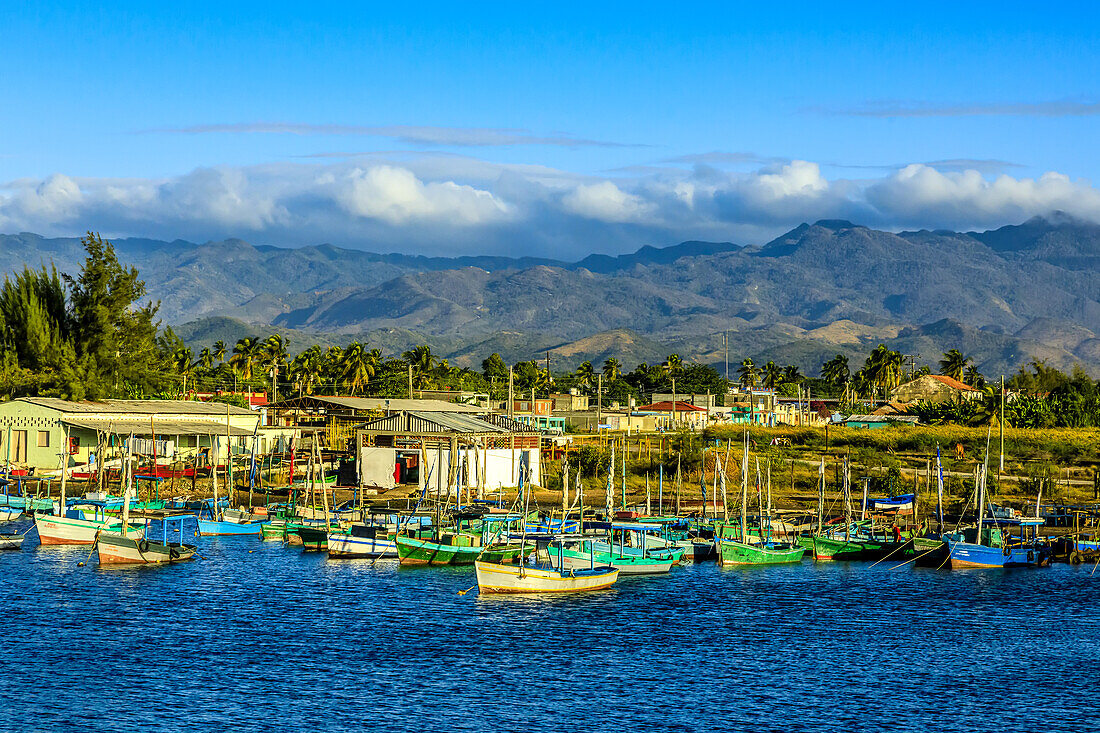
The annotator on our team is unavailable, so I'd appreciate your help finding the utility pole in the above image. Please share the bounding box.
[597,373,602,429]
[407,363,413,398]
[723,331,729,383]
[999,374,1005,476]
[508,366,514,419]
[671,377,677,432]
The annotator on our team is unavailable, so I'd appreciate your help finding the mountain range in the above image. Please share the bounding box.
[3,213,1099,377]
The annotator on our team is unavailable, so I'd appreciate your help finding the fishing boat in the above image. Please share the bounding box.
[475,559,618,593]
[717,538,804,565]
[944,429,1049,569]
[944,519,1048,568]
[327,523,397,558]
[396,533,525,565]
[545,538,676,575]
[0,533,24,550]
[196,501,265,536]
[34,501,138,545]
[97,516,197,565]
[0,507,21,521]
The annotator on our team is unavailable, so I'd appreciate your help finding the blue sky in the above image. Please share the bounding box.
[3,2,1100,256]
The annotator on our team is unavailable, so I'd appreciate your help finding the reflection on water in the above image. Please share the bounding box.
[1,515,1098,732]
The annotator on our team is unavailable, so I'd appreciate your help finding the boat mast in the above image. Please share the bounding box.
[122,433,132,535]
[977,426,992,539]
[740,432,748,543]
[843,457,851,542]
[935,446,944,532]
[210,432,219,519]
[58,424,69,518]
[755,458,764,543]
[816,457,825,535]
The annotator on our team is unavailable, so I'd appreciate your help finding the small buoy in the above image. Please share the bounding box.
[77,562,85,567]
[249,550,255,553]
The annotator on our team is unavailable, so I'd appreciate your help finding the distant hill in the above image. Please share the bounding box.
[5,214,1100,376]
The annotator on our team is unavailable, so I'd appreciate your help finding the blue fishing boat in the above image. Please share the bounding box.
[196,501,265,536]
[944,518,1048,568]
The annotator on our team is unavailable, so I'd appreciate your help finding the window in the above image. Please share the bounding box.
[37,430,50,447]
[11,431,27,463]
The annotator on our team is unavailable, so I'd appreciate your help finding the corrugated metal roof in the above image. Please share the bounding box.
[18,397,254,416]
[60,417,257,436]
[269,395,484,413]
[845,414,919,424]
[357,410,536,434]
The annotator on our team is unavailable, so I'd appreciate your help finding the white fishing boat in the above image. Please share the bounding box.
[0,533,24,550]
[96,445,196,565]
[327,523,397,558]
[96,523,196,564]
[35,505,138,545]
[0,507,21,521]
[475,560,619,593]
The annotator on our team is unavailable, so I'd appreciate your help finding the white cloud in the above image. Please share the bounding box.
[3,156,1100,257]
[332,166,509,225]
[562,181,654,223]
[865,164,1100,228]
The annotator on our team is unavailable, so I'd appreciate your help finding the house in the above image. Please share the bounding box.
[0,397,263,470]
[636,401,709,430]
[651,393,716,410]
[549,392,588,412]
[268,395,485,450]
[414,389,490,409]
[843,414,920,429]
[354,410,541,494]
[891,374,984,404]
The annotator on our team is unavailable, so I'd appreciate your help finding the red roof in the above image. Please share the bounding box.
[930,374,979,392]
[638,400,707,412]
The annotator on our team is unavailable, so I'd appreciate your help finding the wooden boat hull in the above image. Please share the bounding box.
[327,533,397,558]
[945,539,1045,568]
[396,535,524,565]
[0,508,22,521]
[197,518,264,536]
[35,514,136,545]
[475,560,619,593]
[799,535,865,561]
[96,533,197,565]
[718,539,804,566]
[547,546,675,575]
[0,534,24,550]
[674,539,716,563]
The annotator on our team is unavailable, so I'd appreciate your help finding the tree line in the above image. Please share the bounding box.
[1,233,1097,427]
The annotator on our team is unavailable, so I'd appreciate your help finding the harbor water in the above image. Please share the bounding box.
[2,516,1098,732]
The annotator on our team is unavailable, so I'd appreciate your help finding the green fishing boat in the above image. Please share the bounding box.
[799,534,866,560]
[718,538,804,565]
[396,533,524,565]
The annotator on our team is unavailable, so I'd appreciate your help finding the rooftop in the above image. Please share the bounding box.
[15,397,255,416]
[269,395,485,413]
[637,400,708,413]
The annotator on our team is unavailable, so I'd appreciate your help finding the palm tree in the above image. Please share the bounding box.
[172,347,195,395]
[821,354,850,386]
[865,344,903,399]
[850,369,872,400]
[403,345,436,389]
[964,364,986,389]
[318,345,344,387]
[939,349,970,381]
[575,360,596,389]
[197,347,213,371]
[340,342,379,395]
[663,354,684,379]
[737,358,758,389]
[603,357,622,382]
[228,337,261,380]
[761,361,782,389]
[212,340,227,364]
[289,345,324,396]
[782,364,803,384]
